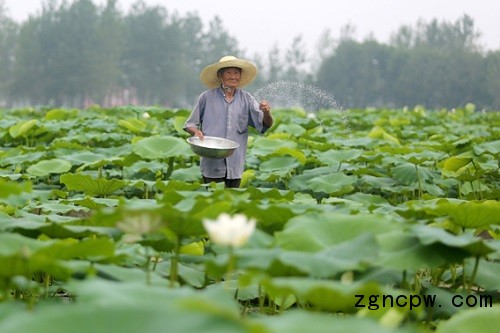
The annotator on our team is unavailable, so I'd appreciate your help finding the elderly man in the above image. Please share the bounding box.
[184,56,273,188]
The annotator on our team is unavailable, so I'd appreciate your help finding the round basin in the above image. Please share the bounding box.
[187,136,239,158]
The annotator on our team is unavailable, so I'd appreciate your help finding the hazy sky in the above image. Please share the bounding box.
[3,0,500,57]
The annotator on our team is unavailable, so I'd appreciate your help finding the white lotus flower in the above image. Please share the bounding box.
[202,213,256,247]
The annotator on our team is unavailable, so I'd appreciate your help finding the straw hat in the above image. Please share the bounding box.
[200,56,258,88]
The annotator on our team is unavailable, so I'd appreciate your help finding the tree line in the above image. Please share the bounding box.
[0,0,498,110]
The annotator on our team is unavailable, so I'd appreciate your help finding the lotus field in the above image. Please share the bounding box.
[0,105,499,332]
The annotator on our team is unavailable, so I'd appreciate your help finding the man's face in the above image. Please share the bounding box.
[220,67,241,89]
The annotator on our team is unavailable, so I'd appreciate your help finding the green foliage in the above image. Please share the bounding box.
[60,173,127,197]
[26,159,72,177]
[0,105,498,332]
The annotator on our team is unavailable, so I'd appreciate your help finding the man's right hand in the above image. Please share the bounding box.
[188,127,204,140]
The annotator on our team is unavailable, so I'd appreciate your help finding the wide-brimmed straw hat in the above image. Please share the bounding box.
[200,55,258,88]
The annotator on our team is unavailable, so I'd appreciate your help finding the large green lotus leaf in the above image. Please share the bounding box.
[240,201,296,233]
[259,156,300,172]
[0,171,24,180]
[358,175,399,192]
[253,309,420,333]
[316,149,364,165]
[0,180,32,198]
[8,119,38,138]
[376,231,467,271]
[475,158,500,174]
[400,150,445,164]
[60,173,127,197]
[29,201,89,214]
[161,203,206,237]
[319,232,380,264]
[435,200,500,228]
[473,139,500,155]
[0,232,46,255]
[125,160,165,177]
[44,108,78,120]
[243,187,294,201]
[341,192,391,207]
[173,115,189,135]
[132,136,192,159]
[156,179,202,192]
[69,197,120,209]
[0,233,72,279]
[485,237,500,258]
[55,150,108,166]
[391,162,434,185]
[78,157,126,171]
[274,123,307,136]
[26,159,72,177]
[368,126,400,145]
[250,137,297,156]
[37,237,115,260]
[7,218,119,239]
[441,155,474,179]
[155,260,206,288]
[411,224,495,256]
[170,165,202,182]
[421,286,476,318]
[332,137,377,149]
[296,117,322,130]
[0,280,249,333]
[0,150,45,167]
[306,173,357,195]
[118,118,147,133]
[228,248,281,272]
[277,234,378,277]
[297,137,330,150]
[261,277,410,314]
[138,232,177,252]
[91,263,166,285]
[236,236,375,278]
[436,306,500,333]
[0,252,72,280]
[94,144,134,158]
[270,147,307,165]
[275,213,397,252]
[460,180,490,198]
[421,182,446,196]
[465,258,500,290]
[233,240,377,278]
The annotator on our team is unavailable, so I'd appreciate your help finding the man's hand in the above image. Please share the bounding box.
[187,127,204,140]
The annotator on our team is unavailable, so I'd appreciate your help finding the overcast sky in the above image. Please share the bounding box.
[3,0,499,57]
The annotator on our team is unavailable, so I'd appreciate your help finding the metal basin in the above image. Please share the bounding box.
[187,136,239,158]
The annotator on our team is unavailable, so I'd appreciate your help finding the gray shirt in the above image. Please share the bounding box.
[184,87,269,179]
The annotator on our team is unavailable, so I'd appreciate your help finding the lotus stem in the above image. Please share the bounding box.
[165,157,174,179]
[169,235,181,288]
[468,256,480,292]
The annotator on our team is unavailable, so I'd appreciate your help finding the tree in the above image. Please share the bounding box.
[283,35,307,82]
[201,16,240,63]
[11,3,60,105]
[312,28,336,73]
[485,50,500,109]
[0,2,18,105]
[391,15,482,53]
[317,40,398,108]
[121,2,167,105]
[171,12,206,106]
[91,0,124,105]
[265,43,283,83]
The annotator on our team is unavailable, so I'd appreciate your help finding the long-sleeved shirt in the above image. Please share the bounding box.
[184,87,270,179]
